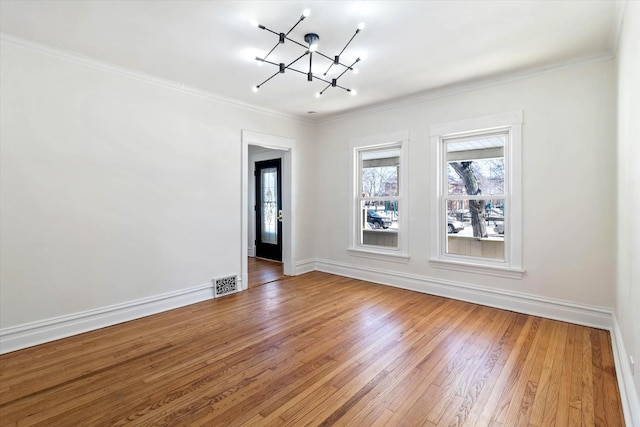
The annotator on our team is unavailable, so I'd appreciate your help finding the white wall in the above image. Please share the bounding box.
[616,0,640,419]
[0,39,315,338]
[314,58,616,309]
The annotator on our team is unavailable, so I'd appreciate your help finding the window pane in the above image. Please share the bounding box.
[260,167,277,244]
[446,199,504,260]
[447,135,505,196]
[359,200,399,248]
[362,148,400,197]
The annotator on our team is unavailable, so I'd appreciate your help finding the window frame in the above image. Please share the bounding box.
[349,131,410,262]
[429,112,524,278]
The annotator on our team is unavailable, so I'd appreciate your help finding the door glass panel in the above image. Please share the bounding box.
[261,167,278,244]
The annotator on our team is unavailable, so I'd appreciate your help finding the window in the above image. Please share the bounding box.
[349,131,409,262]
[430,112,523,278]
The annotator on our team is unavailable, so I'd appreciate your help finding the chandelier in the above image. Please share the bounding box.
[251,9,364,97]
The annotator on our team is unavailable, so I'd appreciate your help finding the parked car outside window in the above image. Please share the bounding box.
[447,216,465,233]
[367,209,392,229]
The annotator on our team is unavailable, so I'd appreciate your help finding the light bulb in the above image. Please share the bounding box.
[252,86,259,93]
[250,18,259,28]
[358,22,366,31]
[302,9,310,17]
[350,89,357,96]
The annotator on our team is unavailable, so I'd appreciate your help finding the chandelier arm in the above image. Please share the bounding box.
[259,25,281,37]
[257,70,283,88]
[320,83,351,94]
[255,52,310,89]
[335,66,351,80]
[311,75,333,85]
[313,50,334,63]
[337,29,361,57]
[322,61,355,76]
[332,57,360,70]
[309,74,351,92]
[280,69,346,90]
[256,57,279,67]
[287,52,310,68]
[322,63,334,76]
[284,36,309,50]
[285,16,305,36]
[257,50,307,69]
[319,82,331,95]
[314,50,356,71]
[284,67,307,76]
[335,57,361,80]
[263,42,281,61]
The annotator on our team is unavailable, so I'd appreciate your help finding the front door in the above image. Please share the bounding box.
[255,159,282,261]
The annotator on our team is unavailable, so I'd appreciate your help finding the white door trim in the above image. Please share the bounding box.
[241,130,295,290]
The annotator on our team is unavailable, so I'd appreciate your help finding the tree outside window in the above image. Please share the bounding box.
[444,133,506,258]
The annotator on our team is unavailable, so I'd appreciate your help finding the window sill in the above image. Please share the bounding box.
[429,258,524,279]
[348,247,410,264]
[448,235,504,242]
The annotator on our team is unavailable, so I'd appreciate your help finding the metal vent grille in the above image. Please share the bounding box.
[215,275,237,297]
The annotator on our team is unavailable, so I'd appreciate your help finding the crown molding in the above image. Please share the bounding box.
[609,0,629,59]
[0,32,313,124]
[0,31,616,127]
[317,53,614,125]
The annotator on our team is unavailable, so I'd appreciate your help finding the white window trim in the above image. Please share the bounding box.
[429,111,524,278]
[349,130,410,263]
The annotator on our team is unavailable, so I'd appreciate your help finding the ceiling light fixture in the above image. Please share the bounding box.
[251,9,364,97]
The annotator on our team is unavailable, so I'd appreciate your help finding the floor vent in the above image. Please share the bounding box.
[215,275,238,297]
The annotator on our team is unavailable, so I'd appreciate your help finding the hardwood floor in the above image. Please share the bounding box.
[0,272,625,426]
[248,257,284,288]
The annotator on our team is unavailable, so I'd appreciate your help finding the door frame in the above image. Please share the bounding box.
[241,130,294,291]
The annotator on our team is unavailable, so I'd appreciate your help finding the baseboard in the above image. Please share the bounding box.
[611,316,640,427]
[315,258,613,330]
[0,283,215,354]
[295,259,316,275]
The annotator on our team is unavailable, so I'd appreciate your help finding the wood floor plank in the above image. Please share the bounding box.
[0,271,625,426]
[248,257,284,288]
[327,300,464,426]
[474,316,540,425]
[581,327,596,426]
[530,321,568,426]
[510,319,553,426]
[555,322,577,426]
[455,313,527,427]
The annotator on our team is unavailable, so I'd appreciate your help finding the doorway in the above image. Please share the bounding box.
[241,130,295,292]
[247,257,284,288]
[255,158,282,261]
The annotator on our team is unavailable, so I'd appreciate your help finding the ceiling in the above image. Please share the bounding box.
[0,1,624,120]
